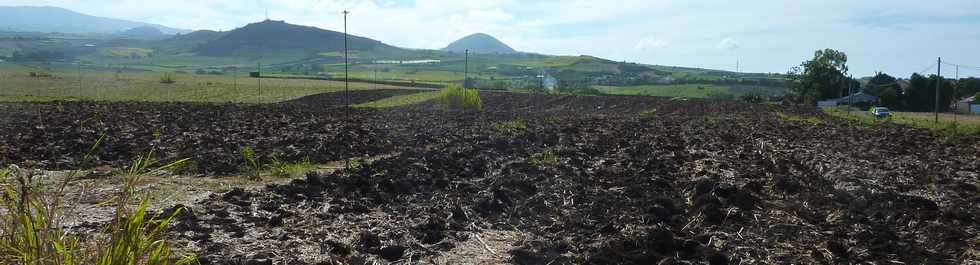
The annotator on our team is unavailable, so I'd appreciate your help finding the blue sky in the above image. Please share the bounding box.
[6,0,980,77]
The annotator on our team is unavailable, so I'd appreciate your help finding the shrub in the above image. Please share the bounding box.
[556,81,601,95]
[0,143,195,264]
[239,146,261,180]
[740,93,766,103]
[439,84,483,111]
[159,72,176,84]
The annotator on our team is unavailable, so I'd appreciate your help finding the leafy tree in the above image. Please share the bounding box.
[955,77,980,99]
[865,72,902,107]
[787,49,851,105]
[903,74,954,112]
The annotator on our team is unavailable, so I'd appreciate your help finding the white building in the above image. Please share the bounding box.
[957,97,979,114]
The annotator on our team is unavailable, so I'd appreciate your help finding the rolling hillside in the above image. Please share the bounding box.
[0,6,189,34]
[195,20,398,57]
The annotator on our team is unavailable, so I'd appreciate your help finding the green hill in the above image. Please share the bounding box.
[117,26,168,40]
[151,30,226,53]
[0,6,189,34]
[195,20,398,57]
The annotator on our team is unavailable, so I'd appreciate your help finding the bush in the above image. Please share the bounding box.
[740,93,766,103]
[159,72,176,84]
[439,84,483,111]
[556,81,601,95]
[28,72,53,78]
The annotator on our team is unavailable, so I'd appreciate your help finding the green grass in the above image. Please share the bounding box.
[0,63,406,103]
[777,112,825,125]
[335,67,507,84]
[439,84,482,111]
[102,47,155,58]
[825,107,980,136]
[490,119,528,130]
[354,91,440,108]
[596,84,732,98]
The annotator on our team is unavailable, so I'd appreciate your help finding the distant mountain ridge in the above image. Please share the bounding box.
[443,33,517,54]
[0,6,189,35]
[118,26,168,40]
[195,20,397,57]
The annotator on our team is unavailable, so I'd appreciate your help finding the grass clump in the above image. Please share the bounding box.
[159,72,176,84]
[439,84,482,111]
[0,143,196,264]
[777,112,824,125]
[239,146,261,180]
[269,155,315,178]
[492,119,528,130]
[530,150,557,166]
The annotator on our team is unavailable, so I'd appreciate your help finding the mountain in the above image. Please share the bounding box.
[0,6,189,35]
[152,30,226,52]
[443,33,517,54]
[117,26,167,40]
[195,20,397,57]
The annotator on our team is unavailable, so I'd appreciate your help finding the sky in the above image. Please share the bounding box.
[5,0,980,77]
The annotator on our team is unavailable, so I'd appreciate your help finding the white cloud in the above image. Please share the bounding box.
[716,38,740,50]
[635,37,670,51]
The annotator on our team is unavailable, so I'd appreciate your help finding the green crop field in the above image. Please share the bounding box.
[0,62,406,103]
[355,91,440,108]
[825,107,980,136]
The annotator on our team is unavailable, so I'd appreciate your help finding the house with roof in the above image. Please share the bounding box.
[956,96,979,114]
[817,92,878,108]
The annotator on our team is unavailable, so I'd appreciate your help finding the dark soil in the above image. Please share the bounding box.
[2,91,978,264]
[0,102,387,174]
[283,89,427,107]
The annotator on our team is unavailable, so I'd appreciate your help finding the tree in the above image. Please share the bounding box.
[865,72,902,107]
[955,77,980,99]
[787,49,851,105]
[903,74,954,112]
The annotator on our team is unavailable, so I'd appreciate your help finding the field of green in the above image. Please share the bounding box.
[596,84,732,98]
[0,62,406,103]
[354,91,440,108]
[79,50,310,71]
[825,107,980,135]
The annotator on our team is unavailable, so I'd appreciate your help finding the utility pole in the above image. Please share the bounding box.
[935,57,941,123]
[540,74,545,92]
[464,49,469,88]
[343,10,350,120]
[847,74,853,115]
[257,62,262,99]
[954,65,959,126]
[76,60,82,98]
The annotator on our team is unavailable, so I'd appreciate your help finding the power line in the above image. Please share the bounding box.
[914,62,938,75]
[940,61,980,71]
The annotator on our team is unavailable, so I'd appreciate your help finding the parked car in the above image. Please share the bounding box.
[871,107,892,119]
